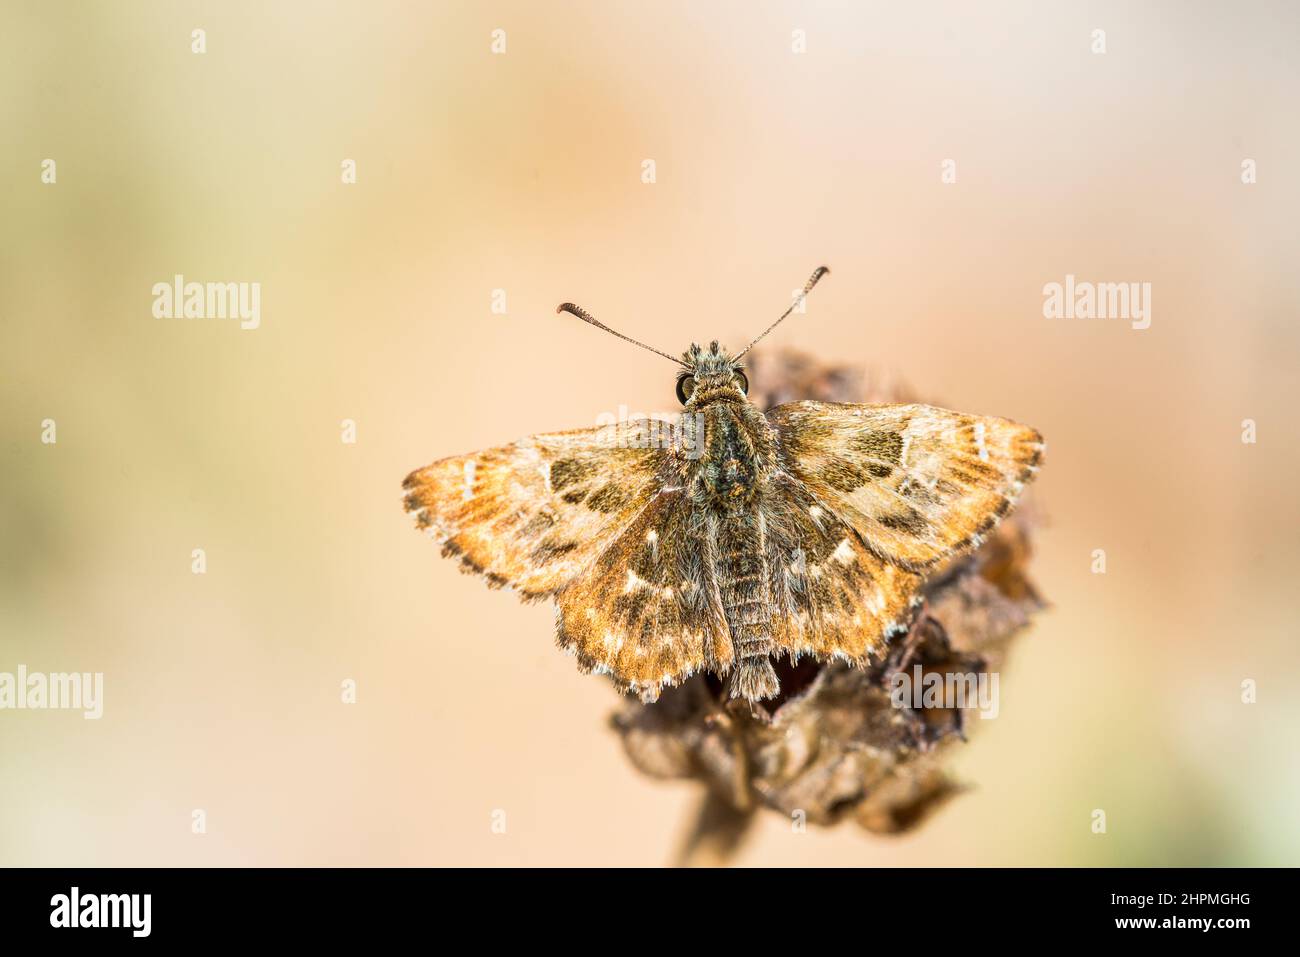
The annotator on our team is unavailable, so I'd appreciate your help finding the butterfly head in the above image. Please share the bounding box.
[676,341,748,406]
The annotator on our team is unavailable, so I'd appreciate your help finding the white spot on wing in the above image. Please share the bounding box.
[462,460,476,501]
[808,505,826,531]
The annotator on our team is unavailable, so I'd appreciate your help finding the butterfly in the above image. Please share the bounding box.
[403,267,1043,704]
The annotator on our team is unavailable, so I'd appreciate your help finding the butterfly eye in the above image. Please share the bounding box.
[734,370,749,395]
[676,375,696,405]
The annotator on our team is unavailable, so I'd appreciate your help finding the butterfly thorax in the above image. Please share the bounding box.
[679,342,777,509]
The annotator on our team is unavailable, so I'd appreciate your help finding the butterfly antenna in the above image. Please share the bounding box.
[735,265,830,359]
[556,302,688,367]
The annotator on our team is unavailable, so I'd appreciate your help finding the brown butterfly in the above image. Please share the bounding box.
[403,267,1043,704]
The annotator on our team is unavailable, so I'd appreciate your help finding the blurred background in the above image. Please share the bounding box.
[1,0,1297,866]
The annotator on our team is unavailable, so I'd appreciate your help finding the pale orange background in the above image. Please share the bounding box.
[1,1,1297,866]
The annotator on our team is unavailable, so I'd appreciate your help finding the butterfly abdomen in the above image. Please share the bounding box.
[716,510,779,701]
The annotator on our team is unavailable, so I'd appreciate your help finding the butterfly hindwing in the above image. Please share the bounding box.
[403,420,670,598]
[764,474,922,664]
[768,401,1043,570]
[555,490,733,700]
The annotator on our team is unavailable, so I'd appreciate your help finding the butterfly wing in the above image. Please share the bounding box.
[555,490,733,701]
[767,401,1043,571]
[403,419,674,599]
[764,473,921,664]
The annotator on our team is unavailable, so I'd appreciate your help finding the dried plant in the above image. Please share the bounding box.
[608,348,1045,865]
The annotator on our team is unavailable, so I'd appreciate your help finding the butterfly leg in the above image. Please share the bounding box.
[882,600,932,677]
[881,608,961,752]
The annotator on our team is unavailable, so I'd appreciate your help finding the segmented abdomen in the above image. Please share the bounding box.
[716,513,772,661]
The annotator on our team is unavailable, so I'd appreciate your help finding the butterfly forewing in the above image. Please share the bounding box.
[767,401,1043,571]
[403,419,669,598]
